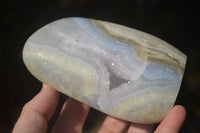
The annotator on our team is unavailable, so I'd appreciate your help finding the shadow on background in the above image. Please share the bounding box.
[0,0,200,132]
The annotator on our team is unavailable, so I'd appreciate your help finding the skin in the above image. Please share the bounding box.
[12,84,186,133]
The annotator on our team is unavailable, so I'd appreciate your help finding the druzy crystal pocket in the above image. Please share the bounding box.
[23,17,186,123]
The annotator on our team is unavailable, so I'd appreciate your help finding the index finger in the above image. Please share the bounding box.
[12,84,59,133]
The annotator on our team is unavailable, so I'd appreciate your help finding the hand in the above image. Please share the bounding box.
[12,84,186,133]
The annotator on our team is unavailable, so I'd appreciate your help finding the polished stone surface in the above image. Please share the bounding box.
[23,17,186,123]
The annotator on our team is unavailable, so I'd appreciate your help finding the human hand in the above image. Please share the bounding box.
[12,84,186,133]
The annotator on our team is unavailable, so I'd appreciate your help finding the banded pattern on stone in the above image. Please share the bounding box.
[23,17,186,123]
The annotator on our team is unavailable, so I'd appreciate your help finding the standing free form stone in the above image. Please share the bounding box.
[23,17,186,124]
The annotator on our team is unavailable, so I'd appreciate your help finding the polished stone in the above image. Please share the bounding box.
[23,17,186,123]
